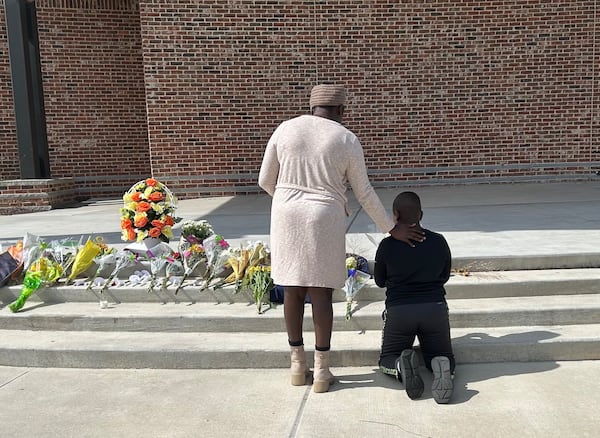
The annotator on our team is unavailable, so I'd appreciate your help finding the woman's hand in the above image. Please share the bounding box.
[389,223,425,247]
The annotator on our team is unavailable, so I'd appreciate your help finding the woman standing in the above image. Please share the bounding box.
[258,84,423,393]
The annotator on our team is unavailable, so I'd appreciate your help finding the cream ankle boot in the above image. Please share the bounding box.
[290,345,309,386]
[313,350,335,393]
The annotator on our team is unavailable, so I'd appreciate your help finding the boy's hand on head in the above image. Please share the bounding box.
[389,223,425,247]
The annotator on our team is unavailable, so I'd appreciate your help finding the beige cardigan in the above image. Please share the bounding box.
[258,115,394,289]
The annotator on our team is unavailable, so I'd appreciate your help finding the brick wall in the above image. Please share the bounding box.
[1,1,598,202]
[137,0,599,198]
[0,0,19,181]
[0,178,77,215]
[35,0,149,198]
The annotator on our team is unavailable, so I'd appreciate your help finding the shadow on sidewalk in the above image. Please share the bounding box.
[329,329,560,404]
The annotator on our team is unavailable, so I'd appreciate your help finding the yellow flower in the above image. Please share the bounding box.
[123,192,133,203]
[121,229,131,241]
[126,201,138,212]
[346,257,357,269]
[144,186,154,199]
[152,202,165,214]
[162,226,173,239]
[136,230,148,241]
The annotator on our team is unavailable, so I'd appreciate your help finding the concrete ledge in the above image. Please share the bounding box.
[0,324,598,369]
[2,268,599,304]
[2,294,599,332]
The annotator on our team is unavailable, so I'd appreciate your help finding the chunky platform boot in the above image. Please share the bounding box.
[313,350,335,393]
[290,345,310,386]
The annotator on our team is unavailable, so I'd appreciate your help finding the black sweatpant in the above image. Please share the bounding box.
[379,301,455,375]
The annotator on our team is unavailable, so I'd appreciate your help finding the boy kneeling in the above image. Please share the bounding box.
[375,191,455,404]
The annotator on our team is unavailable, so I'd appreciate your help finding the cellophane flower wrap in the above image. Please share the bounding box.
[86,243,116,290]
[48,238,79,274]
[145,242,174,295]
[173,220,213,294]
[174,243,206,295]
[21,233,45,271]
[222,241,269,293]
[243,265,274,314]
[200,234,230,290]
[67,237,102,282]
[120,178,180,243]
[9,253,63,312]
[343,256,371,320]
[100,249,139,294]
[162,252,184,291]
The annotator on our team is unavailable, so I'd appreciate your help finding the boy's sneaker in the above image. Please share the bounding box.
[395,349,424,400]
[431,356,453,404]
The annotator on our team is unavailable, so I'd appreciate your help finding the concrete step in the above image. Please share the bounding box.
[451,253,600,272]
[2,294,600,332]
[0,324,598,369]
[2,268,599,304]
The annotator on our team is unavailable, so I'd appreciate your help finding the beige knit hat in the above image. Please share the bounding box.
[309,84,346,109]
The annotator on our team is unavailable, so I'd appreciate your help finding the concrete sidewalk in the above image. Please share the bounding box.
[1,362,599,438]
[1,180,600,262]
[1,180,600,438]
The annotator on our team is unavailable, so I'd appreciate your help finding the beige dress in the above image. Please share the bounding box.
[258,115,395,289]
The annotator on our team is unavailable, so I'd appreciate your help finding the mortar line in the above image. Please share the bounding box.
[312,0,318,84]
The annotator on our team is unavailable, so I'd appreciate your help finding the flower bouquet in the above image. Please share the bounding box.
[48,238,80,275]
[9,251,63,312]
[199,234,230,291]
[162,253,184,291]
[220,241,269,294]
[85,244,116,291]
[21,233,45,271]
[67,237,103,283]
[174,243,206,295]
[242,265,274,314]
[160,252,194,302]
[145,242,174,297]
[120,178,180,243]
[343,255,371,320]
[99,249,139,296]
[180,220,214,245]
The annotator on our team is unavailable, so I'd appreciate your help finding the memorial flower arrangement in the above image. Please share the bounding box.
[180,220,213,244]
[67,237,103,284]
[4,221,282,314]
[100,249,139,294]
[199,234,230,290]
[343,255,371,320]
[8,238,74,312]
[174,243,206,295]
[9,254,63,312]
[120,178,180,242]
[221,241,269,293]
[145,242,175,296]
[242,265,274,314]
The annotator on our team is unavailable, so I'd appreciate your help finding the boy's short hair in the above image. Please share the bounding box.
[393,191,422,224]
